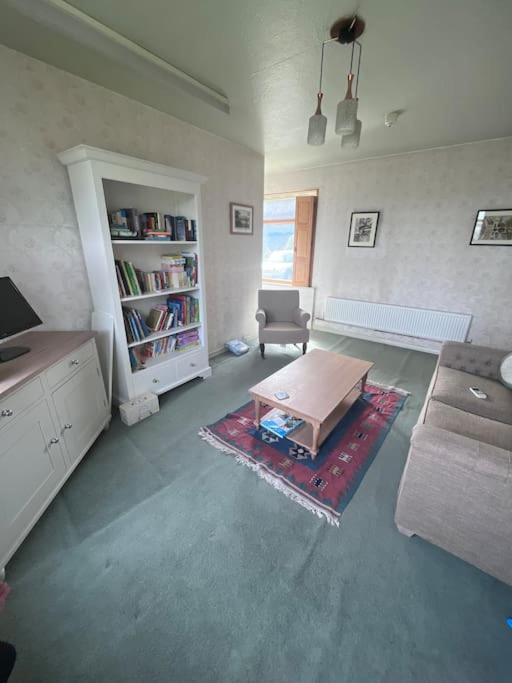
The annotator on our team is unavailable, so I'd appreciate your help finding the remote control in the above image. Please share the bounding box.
[275,391,289,400]
[469,387,487,399]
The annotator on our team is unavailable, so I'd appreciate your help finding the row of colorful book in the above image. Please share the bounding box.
[167,295,200,327]
[109,208,197,242]
[128,336,177,371]
[115,255,198,297]
[123,296,200,345]
[123,308,151,344]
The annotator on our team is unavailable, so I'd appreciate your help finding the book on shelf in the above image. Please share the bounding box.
[129,335,177,371]
[175,328,200,352]
[260,409,304,439]
[122,307,151,344]
[146,305,174,331]
[167,294,200,327]
[109,208,140,239]
[116,260,142,297]
[115,255,198,297]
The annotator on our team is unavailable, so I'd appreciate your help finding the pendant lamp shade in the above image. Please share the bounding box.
[307,93,327,145]
[335,73,358,135]
[341,118,362,148]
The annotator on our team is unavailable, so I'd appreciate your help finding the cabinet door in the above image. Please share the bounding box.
[52,358,108,466]
[0,400,66,567]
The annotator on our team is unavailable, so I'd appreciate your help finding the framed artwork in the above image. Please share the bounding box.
[230,202,254,235]
[470,209,512,246]
[348,211,380,248]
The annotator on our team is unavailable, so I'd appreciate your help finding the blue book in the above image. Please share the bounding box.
[260,409,304,439]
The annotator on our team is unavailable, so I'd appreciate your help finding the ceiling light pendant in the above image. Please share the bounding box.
[335,73,358,135]
[307,42,327,145]
[307,93,327,145]
[306,16,365,147]
[341,118,362,148]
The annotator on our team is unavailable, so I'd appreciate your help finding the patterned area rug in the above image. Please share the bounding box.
[199,383,408,526]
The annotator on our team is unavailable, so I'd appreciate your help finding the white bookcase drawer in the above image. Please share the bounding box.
[46,340,95,388]
[176,348,207,382]
[0,377,44,430]
[132,358,178,396]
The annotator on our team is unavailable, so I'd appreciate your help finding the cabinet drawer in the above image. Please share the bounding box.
[176,348,207,381]
[46,340,95,388]
[132,358,177,396]
[0,377,44,430]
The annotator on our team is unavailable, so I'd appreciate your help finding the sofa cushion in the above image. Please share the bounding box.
[432,366,512,425]
[424,399,512,451]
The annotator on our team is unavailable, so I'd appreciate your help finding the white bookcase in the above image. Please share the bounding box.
[59,145,211,404]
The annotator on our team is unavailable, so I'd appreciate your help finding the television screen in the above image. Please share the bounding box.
[0,277,42,341]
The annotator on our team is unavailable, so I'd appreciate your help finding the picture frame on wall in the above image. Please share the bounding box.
[230,202,254,235]
[470,209,512,246]
[348,211,380,248]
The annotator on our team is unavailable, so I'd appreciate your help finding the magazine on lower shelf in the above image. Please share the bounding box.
[260,409,304,439]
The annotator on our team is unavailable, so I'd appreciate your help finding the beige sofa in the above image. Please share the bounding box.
[395,341,512,585]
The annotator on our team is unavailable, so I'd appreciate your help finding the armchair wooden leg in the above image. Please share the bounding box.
[302,343,307,355]
[260,343,265,359]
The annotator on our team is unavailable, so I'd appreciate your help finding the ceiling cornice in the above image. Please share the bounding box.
[6,0,230,114]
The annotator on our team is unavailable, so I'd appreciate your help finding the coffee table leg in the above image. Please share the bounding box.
[254,399,261,429]
[361,372,368,394]
[311,423,320,460]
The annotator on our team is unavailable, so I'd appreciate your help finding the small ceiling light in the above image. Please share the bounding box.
[307,15,365,147]
[385,110,402,127]
[307,43,327,145]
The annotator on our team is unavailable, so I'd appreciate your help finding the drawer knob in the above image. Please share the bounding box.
[64,423,73,430]
[71,359,80,366]
[1,409,13,417]
[152,378,159,383]
[49,437,60,445]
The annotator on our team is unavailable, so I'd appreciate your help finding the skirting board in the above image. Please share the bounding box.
[313,318,441,355]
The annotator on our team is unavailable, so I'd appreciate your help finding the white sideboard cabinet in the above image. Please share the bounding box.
[0,331,110,572]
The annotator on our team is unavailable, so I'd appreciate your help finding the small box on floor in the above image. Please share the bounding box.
[120,392,159,426]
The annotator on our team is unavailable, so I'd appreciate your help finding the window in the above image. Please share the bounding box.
[263,193,317,287]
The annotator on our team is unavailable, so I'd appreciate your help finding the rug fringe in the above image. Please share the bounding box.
[198,427,340,526]
[368,380,410,396]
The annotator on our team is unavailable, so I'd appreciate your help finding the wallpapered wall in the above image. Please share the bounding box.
[266,139,512,348]
[0,45,264,354]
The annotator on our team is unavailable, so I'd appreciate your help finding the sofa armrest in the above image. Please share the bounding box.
[438,341,509,380]
[293,307,310,329]
[255,308,266,328]
[410,424,511,482]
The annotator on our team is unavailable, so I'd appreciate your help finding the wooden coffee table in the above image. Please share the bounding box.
[249,349,374,458]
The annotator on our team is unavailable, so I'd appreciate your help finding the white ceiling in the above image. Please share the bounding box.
[1,0,512,172]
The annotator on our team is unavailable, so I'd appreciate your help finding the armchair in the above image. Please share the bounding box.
[256,289,310,358]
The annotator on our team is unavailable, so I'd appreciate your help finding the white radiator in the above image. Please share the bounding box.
[324,297,472,343]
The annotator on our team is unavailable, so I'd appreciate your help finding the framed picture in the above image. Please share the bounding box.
[470,209,512,246]
[230,202,254,235]
[348,212,380,248]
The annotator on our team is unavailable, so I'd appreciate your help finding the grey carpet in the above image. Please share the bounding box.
[1,332,511,682]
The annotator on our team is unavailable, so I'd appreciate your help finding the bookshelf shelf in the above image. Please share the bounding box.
[59,144,211,404]
[132,344,203,372]
[127,322,201,348]
[112,240,198,246]
[120,286,199,303]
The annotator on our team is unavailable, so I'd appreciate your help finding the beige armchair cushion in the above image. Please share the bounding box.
[256,289,310,346]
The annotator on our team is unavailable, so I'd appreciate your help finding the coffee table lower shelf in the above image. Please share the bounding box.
[285,387,361,456]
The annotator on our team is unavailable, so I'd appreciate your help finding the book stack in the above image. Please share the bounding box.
[147,305,174,331]
[109,208,140,240]
[116,260,142,297]
[140,212,172,241]
[161,254,198,288]
[167,295,200,326]
[129,336,177,371]
[164,215,197,241]
[123,307,151,344]
[175,328,200,352]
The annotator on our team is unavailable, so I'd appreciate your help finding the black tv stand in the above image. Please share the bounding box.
[0,346,30,362]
